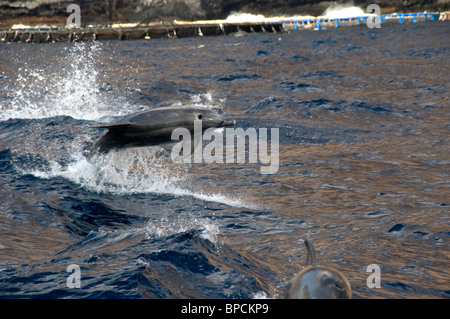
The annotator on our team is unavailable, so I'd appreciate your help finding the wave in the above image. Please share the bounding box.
[56,215,221,256]
[145,212,221,244]
[12,145,248,207]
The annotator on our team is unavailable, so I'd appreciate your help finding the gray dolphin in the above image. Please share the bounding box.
[285,240,352,299]
[89,106,236,156]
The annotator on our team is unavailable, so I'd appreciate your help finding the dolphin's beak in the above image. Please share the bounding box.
[221,119,236,127]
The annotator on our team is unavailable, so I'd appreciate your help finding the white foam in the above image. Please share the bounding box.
[323,5,368,19]
[252,291,271,299]
[226,13,267,23]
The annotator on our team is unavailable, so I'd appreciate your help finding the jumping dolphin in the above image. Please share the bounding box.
[89,106,236,157]
[285,240,352,299]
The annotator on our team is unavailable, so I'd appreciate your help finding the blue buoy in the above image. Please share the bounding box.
[335,19,339,28]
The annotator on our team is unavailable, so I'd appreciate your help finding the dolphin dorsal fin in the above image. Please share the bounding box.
[304,239,317,266]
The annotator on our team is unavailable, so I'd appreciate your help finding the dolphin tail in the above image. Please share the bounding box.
[304,239,317,266]
[87,123,131,157]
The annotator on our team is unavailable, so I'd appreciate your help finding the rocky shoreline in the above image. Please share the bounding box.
[1,0,449,29]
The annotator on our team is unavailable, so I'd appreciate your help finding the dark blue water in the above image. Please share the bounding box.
[0,21,449,299]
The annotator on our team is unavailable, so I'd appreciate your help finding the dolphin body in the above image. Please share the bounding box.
[285,240,352,299]
[89,106,236,156]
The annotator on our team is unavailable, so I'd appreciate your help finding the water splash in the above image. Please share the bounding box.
[169,91,227,111]
[13,145,247,207]
[1,42,142,121]
[18,147,184,195]
[145,212,221,244]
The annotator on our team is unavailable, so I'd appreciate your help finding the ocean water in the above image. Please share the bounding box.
[0,22,449,299]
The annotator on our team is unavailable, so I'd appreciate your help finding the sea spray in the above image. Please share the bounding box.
[1,41,142,121]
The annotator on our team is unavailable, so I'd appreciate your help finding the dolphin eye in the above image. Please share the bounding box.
[196,114,203,120]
